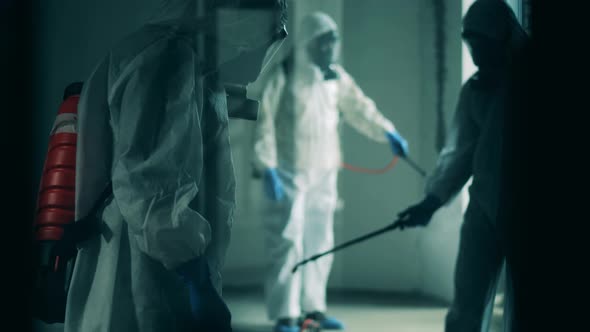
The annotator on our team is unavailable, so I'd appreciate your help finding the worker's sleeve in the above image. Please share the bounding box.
[253,66,286,172]
[336,66,395,143]
[426,83,479,205]
[111,47,211,270]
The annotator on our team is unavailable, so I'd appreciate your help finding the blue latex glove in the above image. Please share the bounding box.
[386,130,409,157]
[264,168,284,201]
[175,257,232,331]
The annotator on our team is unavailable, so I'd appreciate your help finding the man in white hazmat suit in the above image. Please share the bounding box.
[65,0,287,331]
[395,1,529,331]
[253,12,409,332]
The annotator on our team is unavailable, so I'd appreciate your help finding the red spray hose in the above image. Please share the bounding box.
[341,156,400,174]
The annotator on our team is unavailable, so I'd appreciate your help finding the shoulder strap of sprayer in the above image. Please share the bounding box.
[53,182,113,260]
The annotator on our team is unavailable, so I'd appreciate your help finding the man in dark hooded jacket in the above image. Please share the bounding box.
[394,1,529,331]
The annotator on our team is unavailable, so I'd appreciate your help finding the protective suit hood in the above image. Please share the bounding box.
[296,12,338,48]
[287,12,340,85]
[463,0,528,55]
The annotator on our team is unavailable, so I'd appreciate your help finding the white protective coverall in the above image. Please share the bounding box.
[424,1,528,331]
[253,12,398,320]
[65,1,281,330]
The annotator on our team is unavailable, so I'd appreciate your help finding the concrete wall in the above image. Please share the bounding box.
[335,0,424,292]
